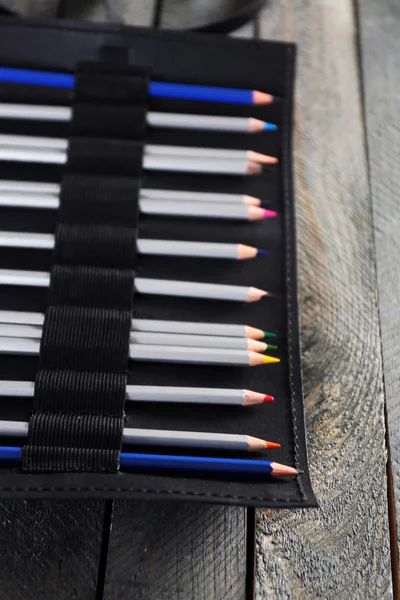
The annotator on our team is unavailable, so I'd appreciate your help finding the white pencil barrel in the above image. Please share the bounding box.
[0,180,252,204]
[137,239,238,258]
[0,337,250,365]
[145,144,248,161]
[0,104,72,121]
[134,278,249,301]
[127,385,245,404]
[0,380,247,405]
[0,134,68,149]
[131,318,246,337]
[0,324,251,350]
[0,232,243,259]
[0,193,59,209]
[0,180,60,194]
[122,428,249,450]
[0,103,252,133]
[147,112,250,132]
[0,192,255,219]
[0,311,249,338]
[139,200,250,220]
[0,146,249,175]
[129,344,249,365]
[0,420,251,450]
[0,269,252,301]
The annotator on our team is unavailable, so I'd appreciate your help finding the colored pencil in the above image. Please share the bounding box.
[0,194,275,220]
[0,446,300,478]
[0,380,274,405]
[0,310,276,340]
[0,67,275,105]
[0,180,265,206]
[0,420,280,451]
[0,146,263,175]
[0,323,276,353]
[0,102,278,133]
[0,269,269,302]
[0,133,277,165]
[0,230,269,260]
[0,337,279,366]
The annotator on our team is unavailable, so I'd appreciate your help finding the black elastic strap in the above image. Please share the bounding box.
[23,444,121,473]
[34,370,127,415]
[70,103,147,139]
[55,224,137,268]
[23,51,146,474]
[75,61,150,104]
[67,137,144,177]
[48,265,135,308]
[39,305,132,372]
[60,174,140,225]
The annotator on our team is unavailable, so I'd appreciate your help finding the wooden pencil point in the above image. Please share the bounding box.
[247,287,269,302]
[248,151,278,165]
[243,194,262,206]
[270,462,300,477]
[242,390,267,405]
[252,90,274,105]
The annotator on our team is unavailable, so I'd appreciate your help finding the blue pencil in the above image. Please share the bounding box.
[0,67,274,106]
[0,446,300,478]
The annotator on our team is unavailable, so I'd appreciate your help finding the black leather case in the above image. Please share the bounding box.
[0,16,317,507]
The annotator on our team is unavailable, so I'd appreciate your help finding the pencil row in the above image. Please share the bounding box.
[0,134,276,176]
[0,446,299,478]
[0,230,269,260]
[0,187,276,220]
[0,66,276,106]
[0,102,278,133]
[0,309,276,339]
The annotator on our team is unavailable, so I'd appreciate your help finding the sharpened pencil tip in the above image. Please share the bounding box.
[263,395,274,403]
[256,249,270,257]
[297,470,304,475]
[266,442,281,449]
[262,209,277,219]
[264,122,278,131]
[262,355,280,364]
[263,331,276,339]
[266,344,278,350]
[253,90,274,105]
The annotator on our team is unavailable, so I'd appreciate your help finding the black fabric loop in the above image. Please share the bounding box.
[75,62,150,104]
[34,370,127,415]
[70,103,147,139]
[55,223,137,268]
[60,174,140,225]
[26,414,124,449]
[49,265,134,309]
[39,305,132,372]
[66,137,144,177]
[22,445,120,473]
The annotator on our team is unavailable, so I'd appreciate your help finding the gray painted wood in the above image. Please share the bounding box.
[358,0,400,575]
[103,501,247,600]
[0,500,105,600]
[255,1,392,598]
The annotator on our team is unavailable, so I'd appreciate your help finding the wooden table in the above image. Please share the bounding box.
[0,1,398,598]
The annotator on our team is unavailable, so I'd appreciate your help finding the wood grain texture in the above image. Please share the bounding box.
[357,0,400,572]
[0,500,105,600]
[255,1,392,598]
[103,501,247,600]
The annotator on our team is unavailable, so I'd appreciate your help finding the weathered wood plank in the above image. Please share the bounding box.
[256,1,392,598]
[357,0,400,576]
[103,501,247,600]
[0,500,105,600]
